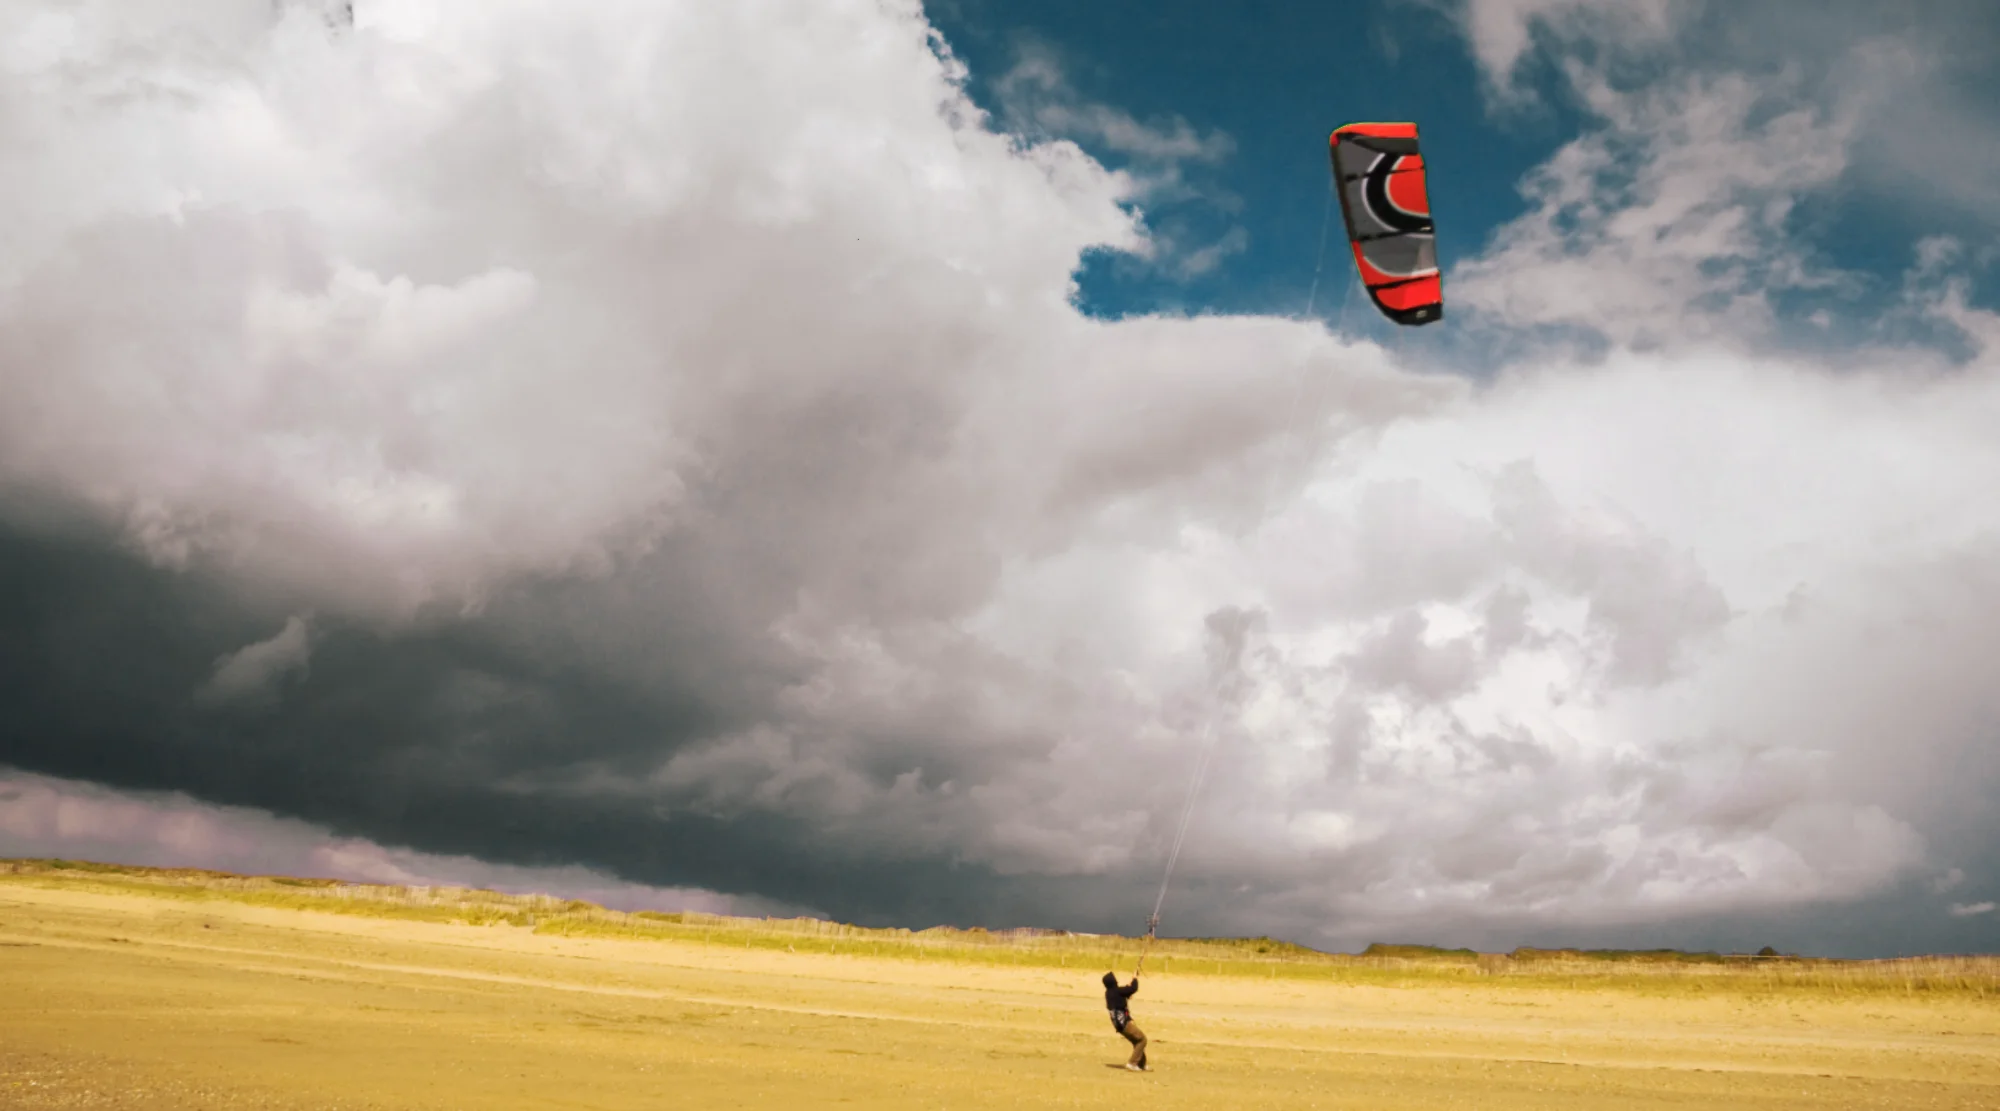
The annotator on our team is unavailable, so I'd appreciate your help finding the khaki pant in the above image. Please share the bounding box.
[1120,1020,1148,1069]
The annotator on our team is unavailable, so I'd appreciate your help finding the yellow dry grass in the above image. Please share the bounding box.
[2,860,1996,1109]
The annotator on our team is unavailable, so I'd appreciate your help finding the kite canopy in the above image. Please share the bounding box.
[1328,122,1441,326]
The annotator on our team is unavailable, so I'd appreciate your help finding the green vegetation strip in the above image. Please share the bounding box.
[4,859,1994,998]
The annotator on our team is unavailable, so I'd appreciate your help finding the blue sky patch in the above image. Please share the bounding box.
[928,0,2000,355]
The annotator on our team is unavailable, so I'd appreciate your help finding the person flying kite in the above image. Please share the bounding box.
[1102,971,1148,1071]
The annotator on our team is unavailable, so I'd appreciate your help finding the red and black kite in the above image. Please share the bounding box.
[1328,122,1441,326]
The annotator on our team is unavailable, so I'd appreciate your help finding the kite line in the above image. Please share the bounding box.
[1301,175,1338,321]
[1133,160,1334,975]
[1135,711,1227,975]
[1132,121,1441,975]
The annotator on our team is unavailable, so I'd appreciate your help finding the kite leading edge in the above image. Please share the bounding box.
[1329,122,1442,326]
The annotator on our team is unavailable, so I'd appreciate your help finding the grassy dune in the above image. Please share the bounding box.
[4,858,1998,1110]
[5,857,1994,997]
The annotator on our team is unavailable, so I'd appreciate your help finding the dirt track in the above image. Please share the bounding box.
[3,883,1995,1109]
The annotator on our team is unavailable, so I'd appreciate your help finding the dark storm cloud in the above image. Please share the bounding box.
[0,518,1086,928]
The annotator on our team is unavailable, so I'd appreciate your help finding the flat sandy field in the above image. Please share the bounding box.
[3,879,1996,1109]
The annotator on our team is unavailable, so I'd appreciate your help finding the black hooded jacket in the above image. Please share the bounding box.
[1101,972,1138,1014]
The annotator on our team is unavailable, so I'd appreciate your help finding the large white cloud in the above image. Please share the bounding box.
[1,0,1995,948]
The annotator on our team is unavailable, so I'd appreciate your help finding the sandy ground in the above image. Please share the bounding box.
[2,883,1995,1109]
